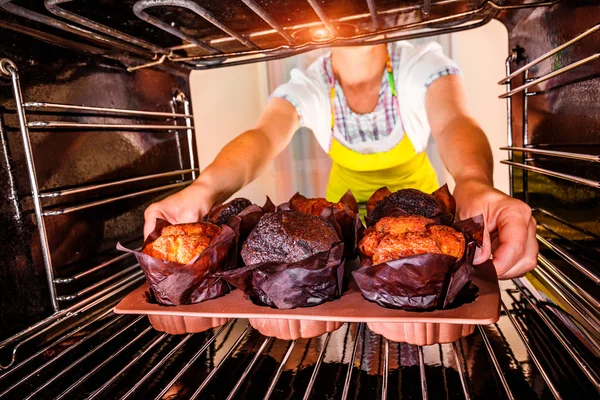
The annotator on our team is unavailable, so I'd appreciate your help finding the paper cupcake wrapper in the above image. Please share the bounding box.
[117,218,237,306]
[353,214,484,311]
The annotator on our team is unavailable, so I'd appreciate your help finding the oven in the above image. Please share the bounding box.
[0,1,598,399]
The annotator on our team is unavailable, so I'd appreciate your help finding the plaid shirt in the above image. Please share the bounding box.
[272,42,462,154]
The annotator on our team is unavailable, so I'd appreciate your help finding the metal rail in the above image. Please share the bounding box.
[241,0,294,44]
[54,251,137,284]
[174,92,197,180]
[501,146,600,163]
[307,0,336,35]
[499,23,600,84]
[39,169,198,198]
[23,101,193,119]
[452,342,471,400]
[341,323,364,400]
[478,325,516,400]
[382,338,389,400]
[264,340,297,399]
[536,234,600,284]
[226,337,273,400]
[500,160,600,189]
[499,53,600,98]
[44,0,169,55]
[27,121,194,130]
[418,346,428,400]
[513,279,600,390]
[302,332,332,400]
[56,267,142,302]
[0,58,58,311]
[133,0,256,51]
[41,181,192,216]
[501,301,563,399]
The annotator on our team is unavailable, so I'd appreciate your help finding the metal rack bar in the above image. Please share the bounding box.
[418,346,428,400]
[307,0,336,35]
[226,337,273,400]
[504,52,516,197]
[264,340,297,399]
[15,315,145,400]
[44,0,169,55]
[133,0,256,51]
[54,252,136,284]
[500,160,600,189]
[0,313,132,398]
[499,23,600,84]
[23,101,193,119]
[0,308,114,381]
[532,262,600,335]
[302,332,332,400]
[190,324,253,399]
[52,324,154,400]
[499,53,600,98]
[0,0,154,59]
[0,59,58,311]
[536,234,600,284]
[41,180,192,216]
[422,0,432,15]
[513,279,600,390]
[537,254,600,311]
[27,121,194,130]
[152,321,234,400]
[120,334,193,399]
[39,169,198,198]
[341,323,364,400]
[0,271,143,370]
[241,0,293,44]
[87,333,169,400]
[56,267,142,302]
[452,342,471,400]
[381,338,389,400]
[501,146,600,163]
[478,325,516,400]
[174,92,197,180]
[501,301,562,399]
[366,0,378,29]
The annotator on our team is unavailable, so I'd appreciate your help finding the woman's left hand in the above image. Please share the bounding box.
[452,179,538,279]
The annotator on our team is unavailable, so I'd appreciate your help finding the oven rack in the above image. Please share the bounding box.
[0,279,596,399]
[498,21,600,394]
[1,0,563,72]
[0,58,196,313]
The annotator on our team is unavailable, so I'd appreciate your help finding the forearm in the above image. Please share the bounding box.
[192,128,277,204]
[435,115,494,187]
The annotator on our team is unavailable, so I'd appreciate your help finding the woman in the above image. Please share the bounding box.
[144,41,537,279]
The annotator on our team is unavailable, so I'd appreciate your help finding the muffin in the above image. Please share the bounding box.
[203,198,252,225]
[241,211,340,265]
[142,222,222,264]
[359,215,465,264]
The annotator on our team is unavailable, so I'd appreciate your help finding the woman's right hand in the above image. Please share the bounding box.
[143,181,217,239]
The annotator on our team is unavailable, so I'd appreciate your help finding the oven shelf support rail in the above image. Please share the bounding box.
[0,59,197,317]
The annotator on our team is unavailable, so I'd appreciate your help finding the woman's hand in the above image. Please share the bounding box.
[143,182,217,239]
[452,179,538,279]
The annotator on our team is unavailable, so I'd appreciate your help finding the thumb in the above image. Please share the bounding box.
[473,227,492,264]
[143,205,167,240]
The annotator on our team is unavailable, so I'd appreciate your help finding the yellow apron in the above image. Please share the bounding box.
[325,135,439,205]
[325,47,438,207]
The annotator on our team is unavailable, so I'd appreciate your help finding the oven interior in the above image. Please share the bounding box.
[0,0,599,399]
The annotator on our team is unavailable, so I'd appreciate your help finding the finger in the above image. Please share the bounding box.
[143,204,166,239]
[498,217,538,279]
[490,208,531,277]
[473,227,492,265]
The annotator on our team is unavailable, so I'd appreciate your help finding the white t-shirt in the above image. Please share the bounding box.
[270,41,461,154]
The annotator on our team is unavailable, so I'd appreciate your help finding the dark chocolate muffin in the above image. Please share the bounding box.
[203,198,252,225]
[369,189,443,222]
[241,211,340,265]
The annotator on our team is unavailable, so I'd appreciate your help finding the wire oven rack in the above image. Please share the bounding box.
[0,58,197,314]
[1,0,564,71]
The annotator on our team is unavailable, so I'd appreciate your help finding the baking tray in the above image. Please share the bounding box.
[114,260,500,344]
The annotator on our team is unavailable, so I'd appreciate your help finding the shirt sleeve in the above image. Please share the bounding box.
[401,42,462,103]
[269,67,331,152]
